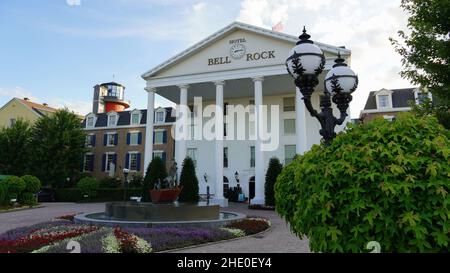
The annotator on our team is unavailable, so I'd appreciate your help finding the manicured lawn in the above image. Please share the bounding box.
[0,216,270,253]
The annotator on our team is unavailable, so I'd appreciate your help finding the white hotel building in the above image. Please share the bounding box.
[142,22,351,207]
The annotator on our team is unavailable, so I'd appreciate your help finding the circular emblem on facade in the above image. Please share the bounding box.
[230,44,246,60]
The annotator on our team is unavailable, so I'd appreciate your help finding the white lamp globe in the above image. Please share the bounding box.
[325,54,358,94]
[286,27,324,79]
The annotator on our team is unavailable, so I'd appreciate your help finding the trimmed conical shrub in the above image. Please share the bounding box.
[142,156,167,202]
[265,157,283,206]
[178,157,199,203]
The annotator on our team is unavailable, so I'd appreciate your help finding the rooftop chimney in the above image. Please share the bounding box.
[24,97,30,101]
[43,103,48,107]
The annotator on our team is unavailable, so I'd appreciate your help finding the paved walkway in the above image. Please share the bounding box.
[0,202,310,253]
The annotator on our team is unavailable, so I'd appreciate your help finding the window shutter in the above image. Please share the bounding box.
[162,152,167,164]
[103,134,107,146]
[153,132,155,144]
[114,134,118,145]
[92,135,96,147]
[138,132,142,145]
[126,133,130,145]
[125,153,130,169]
[163,131,167,144]
[102,154,106,172]
[136,153,141,172]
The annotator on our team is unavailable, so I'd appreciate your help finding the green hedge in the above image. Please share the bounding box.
[55,188,143,202]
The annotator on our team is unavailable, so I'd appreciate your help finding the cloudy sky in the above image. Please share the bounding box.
[0,0,412,118]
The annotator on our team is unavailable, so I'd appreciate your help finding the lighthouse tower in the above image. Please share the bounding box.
[92,82,130,114]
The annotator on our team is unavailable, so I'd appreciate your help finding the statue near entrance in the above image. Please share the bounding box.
[150,161,182,203]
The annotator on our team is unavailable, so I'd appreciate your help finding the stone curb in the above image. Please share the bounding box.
[0,205,45,214]
[158,223,273,253]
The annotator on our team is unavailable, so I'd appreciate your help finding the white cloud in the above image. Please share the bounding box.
[237,0,413,118]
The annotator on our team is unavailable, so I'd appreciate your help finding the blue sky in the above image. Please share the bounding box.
[0,0,412,118]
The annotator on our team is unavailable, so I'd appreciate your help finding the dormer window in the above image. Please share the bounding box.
[130,110,141,125]
[86,114,96,128]
[375,89,393,109]
[155,110,165,123]
[108,114,117,127]
[378,95,390,108]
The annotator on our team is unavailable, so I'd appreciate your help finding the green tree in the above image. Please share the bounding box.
[30,109,86,188]
[275,113,450,252]
[178,157,199,203]
[390,0,450,128]
[142,156,167,202]
[0,119,32,176]
[77,177,100,199]
[264,157,283,207]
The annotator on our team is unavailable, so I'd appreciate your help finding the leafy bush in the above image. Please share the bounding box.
[275,113,450,252]
[99,177,121,189]
[0,183,7,205]
[76,177,99,199]
[142,157,167,202]
[19,193,37,206]
[21,175,41,193]
[265,157,283,207]
[129,174,143,188]
[2,176,26,200]
[178,157,199,203]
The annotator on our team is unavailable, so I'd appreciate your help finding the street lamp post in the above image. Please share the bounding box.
[286,27,358,145]
[203,173,210,204]
[123,168,130,202]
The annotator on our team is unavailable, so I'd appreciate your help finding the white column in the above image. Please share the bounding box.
[252,76,265,205]
[296,87,308,154]
[176,85,189,168]
[144,87,155,174]
[213,81,228,208]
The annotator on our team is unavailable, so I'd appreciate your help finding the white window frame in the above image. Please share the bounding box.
[86,114,96,128]
[105,153,116,172]
[130,111,141,125]
[85,134,95,147]
[153,150,164,160]
[128,151,139,172]
[129,131,139,146]
[187,148,198,167]
[375,89,393,109]
[283,119,296,135]
[106,132,117,147]
[283,97,296,112]
[83,153,94,172]
[414,88,433,105]
[250,146,255,168]
[107,112,118,127]
[154,130,165,145]
[155,110,166,124]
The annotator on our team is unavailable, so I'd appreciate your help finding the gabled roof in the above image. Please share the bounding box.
[142,21,351,79]
[363,88,417,110]
[18,98,58,114]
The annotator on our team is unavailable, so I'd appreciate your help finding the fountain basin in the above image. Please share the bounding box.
[74,202,246,228]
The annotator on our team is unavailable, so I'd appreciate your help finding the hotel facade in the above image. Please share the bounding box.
[142,22,352,207]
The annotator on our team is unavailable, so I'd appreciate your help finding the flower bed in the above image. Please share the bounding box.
[248,204,276,211]
[0,218,271,253]
[225,218,271,236]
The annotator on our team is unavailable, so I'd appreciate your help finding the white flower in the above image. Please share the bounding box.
[220,228,246,237]
[102,233,121,253]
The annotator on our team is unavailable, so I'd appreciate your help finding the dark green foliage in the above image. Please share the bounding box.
[390,0,450,128]
[0,119,32,176]
[30,109,87,188]
[265,157,283,207]
[2,176,26,200]
[55,188,142,202]
[142,157,167,202]
[99,177,121,188]
[21,175,41,193]
[19,192,37,206]
[76,177,99,198]
[178,157,199,203]
[0,183,7,205]
[129,174,143,188]
[275,113,450,252]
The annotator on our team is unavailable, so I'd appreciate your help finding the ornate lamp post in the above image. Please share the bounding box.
[286,27,358,145]
[123,168,130,202]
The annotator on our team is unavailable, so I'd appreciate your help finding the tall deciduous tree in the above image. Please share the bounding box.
[390,0,450,128]
[142,156,168,202]
[178,157,199,203]
[0,119,32,176]
[265,157,283,207]
[30,109,86,187]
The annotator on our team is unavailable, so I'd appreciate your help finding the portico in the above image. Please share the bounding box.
[142,22,351,207]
